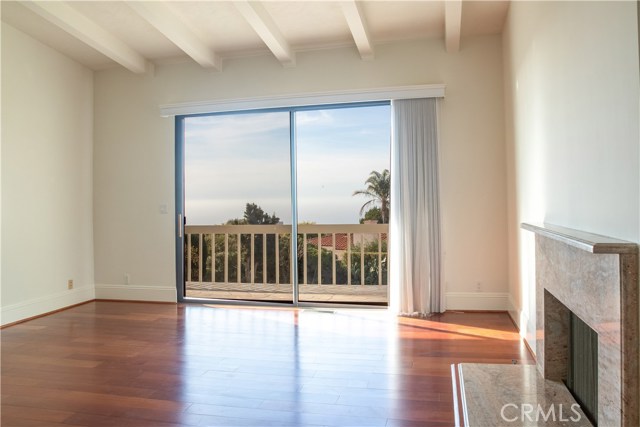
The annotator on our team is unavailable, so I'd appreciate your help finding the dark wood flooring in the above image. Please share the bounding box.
[1,301,534,426]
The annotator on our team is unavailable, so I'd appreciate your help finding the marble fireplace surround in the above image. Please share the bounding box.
[522,223,639,426]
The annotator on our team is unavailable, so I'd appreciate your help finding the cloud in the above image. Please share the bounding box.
[185,113,289,140]
[295,110,334,127]
[184,105,390,225]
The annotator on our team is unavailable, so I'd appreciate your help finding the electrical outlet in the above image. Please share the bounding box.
[67,279,74,290]
[476,281,482,292]
[125,273,130,285]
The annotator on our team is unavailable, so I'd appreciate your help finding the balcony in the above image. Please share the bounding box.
[185,223,388,304]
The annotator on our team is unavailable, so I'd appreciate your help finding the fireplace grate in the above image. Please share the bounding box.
[566,312,598,425]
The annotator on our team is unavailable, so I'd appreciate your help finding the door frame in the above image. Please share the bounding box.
[174,101,390,306]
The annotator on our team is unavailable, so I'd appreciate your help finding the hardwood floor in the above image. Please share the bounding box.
[1,301,534,426]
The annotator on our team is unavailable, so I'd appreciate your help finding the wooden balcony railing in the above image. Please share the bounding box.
[185,223,388,290]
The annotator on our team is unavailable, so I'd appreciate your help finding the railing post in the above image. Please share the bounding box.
[303,233,308,285]
[250,233,255,285]
[237,233,241,284]
[385,233,389,286]
[317,234,321,285]
[378,233,382,286]
[224,233,229,284]
[198,233,203,284]
[187,233,192,283]
[332,233,336,285]
[263,233,267,285]
[275,233,280,285]
[347,233,351,285]
[211,233,216,284]
[360,233,365,285]
[289,232,294,290]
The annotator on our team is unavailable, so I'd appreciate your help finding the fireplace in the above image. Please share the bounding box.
[455,224,637,426]
[523,223,639,426]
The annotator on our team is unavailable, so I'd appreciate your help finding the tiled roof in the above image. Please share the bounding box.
[307,233,387,251]
[307,233,349,250]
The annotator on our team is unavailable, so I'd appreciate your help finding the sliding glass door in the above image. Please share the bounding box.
[181,111,293,302]
[177,102,390,305]
[295,106,390,304]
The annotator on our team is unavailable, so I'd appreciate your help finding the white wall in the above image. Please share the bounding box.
[503,1,640,351]
[1,23,95,325]
[93,36,508,308]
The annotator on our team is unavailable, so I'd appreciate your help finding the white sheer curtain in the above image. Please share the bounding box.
[389,98,442,316]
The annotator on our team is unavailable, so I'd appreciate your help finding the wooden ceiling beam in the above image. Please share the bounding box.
[233,1,295,67]
[127,2,221,71]
[445,0,462,53]
[22,0,150,73]
[340,1,374,60]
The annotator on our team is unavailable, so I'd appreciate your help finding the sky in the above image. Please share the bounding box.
[184,104,390,225]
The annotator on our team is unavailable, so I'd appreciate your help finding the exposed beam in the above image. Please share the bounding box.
[340,1,374,60]
[233,1,295,67]
[21,0,149,73]
[127,2,221,71]
[444,0,462,53]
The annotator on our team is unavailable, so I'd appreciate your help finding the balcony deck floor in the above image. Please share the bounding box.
[186,282,388,304]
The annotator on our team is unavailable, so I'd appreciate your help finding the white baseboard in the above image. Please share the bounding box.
[445,292,509,311]
[506,293,537,357]
[1,285,95,326]
[507,293,520,328]
[95,284,177,302]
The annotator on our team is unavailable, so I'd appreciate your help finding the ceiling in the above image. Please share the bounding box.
[1,1,510,73]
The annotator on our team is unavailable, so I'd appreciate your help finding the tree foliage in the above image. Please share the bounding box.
[225,203,280,226]
[359,206,382,224]
[353,169,390,224]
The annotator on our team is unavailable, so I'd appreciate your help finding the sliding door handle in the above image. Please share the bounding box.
[178,214,183,238]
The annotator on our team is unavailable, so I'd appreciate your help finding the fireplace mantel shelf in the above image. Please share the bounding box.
[522,223,638,254]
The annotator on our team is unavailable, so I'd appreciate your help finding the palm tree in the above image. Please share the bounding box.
[353,169,390,224]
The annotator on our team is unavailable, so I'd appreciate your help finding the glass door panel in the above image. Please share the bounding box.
[183,112,293,302]
[295,105,391,304]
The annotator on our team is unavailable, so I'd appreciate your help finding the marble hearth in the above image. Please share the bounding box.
[455,224,638,426]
